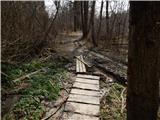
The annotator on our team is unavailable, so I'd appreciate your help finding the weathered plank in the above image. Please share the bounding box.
[75,77,99,85]
[68,94,99,105]
[64,102,100,116]
[63,112,99,120]
[76,56,86,73]
[63,65,100,120]
[71,89,100,97]
[76,56,80,73]
[73,82,99,91]
[77,74,100,80]
[80,55,86,72]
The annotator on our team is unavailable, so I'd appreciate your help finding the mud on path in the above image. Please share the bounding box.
[53,32,87,59]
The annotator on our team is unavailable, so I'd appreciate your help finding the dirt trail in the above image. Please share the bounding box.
[54,32,86,59]
[53,32,127,83]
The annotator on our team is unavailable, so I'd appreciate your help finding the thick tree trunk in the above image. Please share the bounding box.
[127,2,160,120]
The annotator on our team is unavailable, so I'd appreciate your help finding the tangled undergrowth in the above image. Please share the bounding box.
[2,56,69,120]
[100,80,127,120]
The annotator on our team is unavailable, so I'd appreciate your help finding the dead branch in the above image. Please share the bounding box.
[43,1,60,41]
[58,76,69,94]
[121,87,126,113]
[75,56,91,67]
[13,68,46,82]
[1,71,9,78]
[100,88,111,101]
[39,55,52,62]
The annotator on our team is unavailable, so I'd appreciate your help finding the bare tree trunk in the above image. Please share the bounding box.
[121,11,128,45]
[43,1,60,42]
[81,1,89,38]
[127,2,160,120]
[81,1,84,35]
[73,1,81,32]
[89,1,96,47]
[106,1,109,45]
[97,0,104,46]
[74,1,78,32]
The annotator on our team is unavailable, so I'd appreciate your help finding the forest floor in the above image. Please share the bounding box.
[2,31,127,120]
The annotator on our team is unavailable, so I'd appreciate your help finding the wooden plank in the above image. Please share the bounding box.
[63,112,99,120]
[76,55,86,73]
[73,82,99,91]
[76,57,79,72]
[75,77,99,85]
[80,55,86,72]
[68,94,99,105]
[78,57,82,72]
[79,59,83,72]
[71,89,100,97]
[78,56,82,72]
[64,102,99,116]
[77,74,100,80]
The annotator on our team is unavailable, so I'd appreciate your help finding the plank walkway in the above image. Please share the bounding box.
[62,74,100,120]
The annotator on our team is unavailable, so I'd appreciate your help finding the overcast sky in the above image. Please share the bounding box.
[44,0,129,17]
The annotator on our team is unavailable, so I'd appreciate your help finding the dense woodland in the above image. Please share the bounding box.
[1,1,160,120]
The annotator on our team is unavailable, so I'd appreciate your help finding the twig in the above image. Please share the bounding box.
[40,55,52,62]
[58,76,69,94]
[100,88,111,101]
[121,88,126,113]
[111,85,121,102]
[1,71,9,78]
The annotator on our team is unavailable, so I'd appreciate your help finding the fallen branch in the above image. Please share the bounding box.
[39,55,52,62]
[13,68,46,82]
[75,56,91,67]
[121,88,126,113]
[41,95,69,120]
[1,71,9,78]
[93,62,127,85]
[90,50,127,68]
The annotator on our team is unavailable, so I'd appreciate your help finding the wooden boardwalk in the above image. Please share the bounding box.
[62,56,100,120]
[62,74,100,120]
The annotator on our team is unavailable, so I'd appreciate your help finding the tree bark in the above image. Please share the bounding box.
[73,1,80,32]
[81,1,89,38]
[127,2,160,120]
[88,1,96,47]
[106,1,109,44]
[74,1,78,32]
[97,0,104,46]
